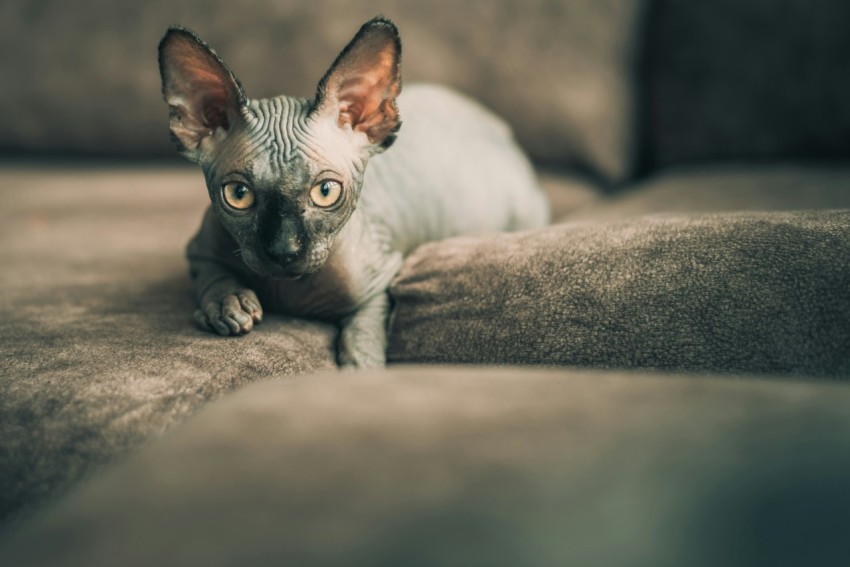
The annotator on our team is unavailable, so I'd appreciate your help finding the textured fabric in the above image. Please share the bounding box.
[3,367,850,566]
[645,0,850,168]
[0,0,644,183]
[0,163,594,531]
[0,165,338,531]
[567,165,850,221]
[388,211,850,376]
[4,162,850,535]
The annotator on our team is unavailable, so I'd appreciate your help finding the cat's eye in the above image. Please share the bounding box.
[310,180,343,208]
[222,182,255,210]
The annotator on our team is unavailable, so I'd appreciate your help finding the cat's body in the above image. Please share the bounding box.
[160,18,548,367]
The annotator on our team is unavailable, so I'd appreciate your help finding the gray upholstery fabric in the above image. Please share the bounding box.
[388,211,850,376]
[3,163,849,540]
[3,367,850,567]
[567,165,850,221]
[0,162,598,531]
[646,0,850,168]
[0,0,644,182]
[0,165,338,530]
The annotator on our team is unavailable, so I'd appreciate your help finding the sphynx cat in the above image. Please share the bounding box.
[158,16,549,367]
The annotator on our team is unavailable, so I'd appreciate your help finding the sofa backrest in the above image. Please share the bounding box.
[2,0,848,184]
[643,0,850,170]
[0,0,643,183]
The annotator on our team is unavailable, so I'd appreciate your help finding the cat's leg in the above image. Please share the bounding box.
[337,292,390,368]
[190,260,263,336]
[186,208,263,336]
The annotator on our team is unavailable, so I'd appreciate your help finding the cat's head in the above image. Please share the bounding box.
[158,17,401,278]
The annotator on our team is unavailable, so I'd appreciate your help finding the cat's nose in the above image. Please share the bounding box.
[265,235,302,265]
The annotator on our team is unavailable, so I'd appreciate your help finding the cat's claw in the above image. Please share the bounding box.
[194,290,263,336]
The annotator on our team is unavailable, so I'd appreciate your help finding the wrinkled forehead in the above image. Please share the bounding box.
[204,96,360,186]
[241,97,312,174]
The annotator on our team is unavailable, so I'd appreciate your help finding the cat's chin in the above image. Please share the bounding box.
[240,251,316,280]
[279,272,305,281]
[242,246,332,281]
[257,262,324,281]
[258,265,309,281]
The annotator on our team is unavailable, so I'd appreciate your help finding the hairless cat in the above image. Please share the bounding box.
[158,16,549,367]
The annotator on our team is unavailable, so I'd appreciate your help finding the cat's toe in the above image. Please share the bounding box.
[220,295,255,334]
[202,302,235,335]
[196,294,256,336]
[193,309,214,333]
[236,289,263,323]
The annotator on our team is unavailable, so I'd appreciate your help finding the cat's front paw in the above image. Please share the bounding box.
[194,289,263,336]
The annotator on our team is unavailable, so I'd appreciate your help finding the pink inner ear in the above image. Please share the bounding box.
[196,85,230,130]
[174,64,231,130]
[334,49,399,132]
[163,34,242,134]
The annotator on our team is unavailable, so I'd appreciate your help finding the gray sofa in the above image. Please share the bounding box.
[2,1,850,564]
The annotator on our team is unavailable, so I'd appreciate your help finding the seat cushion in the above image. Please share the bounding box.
[388,210,850,376]
[0,161,595,530]
[3,367,850,566]
[0,165,338,529]
[566,165,850,221]
[0,0,645,183]
[537,170,601,222]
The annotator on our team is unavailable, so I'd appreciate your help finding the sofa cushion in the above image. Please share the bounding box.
[537,170,601,222]
[388,211,850,376]
[646,0,850,168]
[566,165,850,221]
[0,0,645,183]
[0,165,338,530]
[3,367,850,566]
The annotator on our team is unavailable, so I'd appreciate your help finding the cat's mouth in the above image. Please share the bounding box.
[264,255,327,280]
[242,243,330,280]
[263,262,315,280]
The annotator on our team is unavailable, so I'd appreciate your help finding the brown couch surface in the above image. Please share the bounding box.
[0,165,339,530]
[388,210,850,375]
[3,0,850,553]
[3,162,850,532]
[0,162,600,529]
[3,367,849,567]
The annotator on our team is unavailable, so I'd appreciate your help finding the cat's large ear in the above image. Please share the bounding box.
[158,27,247,162]
[313,17,402,152]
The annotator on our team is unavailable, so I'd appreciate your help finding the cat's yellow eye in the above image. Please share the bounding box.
[222,182,255,210]
[310,180,343,208]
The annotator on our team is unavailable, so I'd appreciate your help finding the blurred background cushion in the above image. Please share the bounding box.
[564,165,850,221]
[0,165,338,530]
[0,0,645,183]
[644,0,850,169]
[3,367,850,566]
[537,170,601,221]
[388,211,850,376]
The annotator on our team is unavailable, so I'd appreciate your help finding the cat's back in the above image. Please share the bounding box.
[395,84,514,150]
[362,84,549,253]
